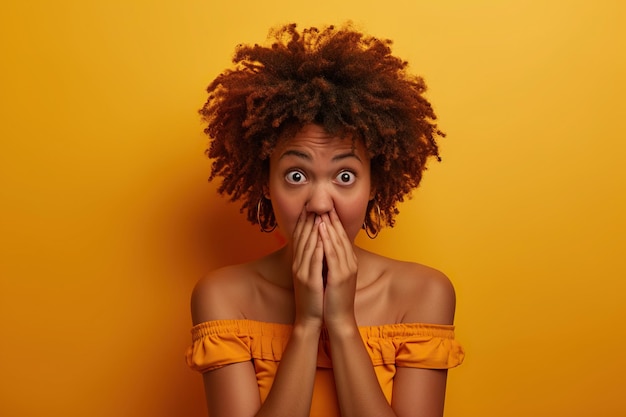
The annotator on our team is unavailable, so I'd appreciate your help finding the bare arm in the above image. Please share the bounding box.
[327,321,397,417]
[392,368,448,417]
[191,211,326,417]
[192,280,322,417]
[319,209,456,417]
[320,210,396,416]
[391,270,456,417]
[199,324,322,417]
[326,323,451,417]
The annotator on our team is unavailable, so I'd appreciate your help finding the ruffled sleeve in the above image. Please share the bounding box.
[361,323,464,369]
[185,319,292,373]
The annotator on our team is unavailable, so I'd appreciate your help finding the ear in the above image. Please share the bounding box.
[263,184,271,200]
[369,186,376,201]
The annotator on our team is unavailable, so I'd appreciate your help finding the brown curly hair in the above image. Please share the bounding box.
[200,23,444,235]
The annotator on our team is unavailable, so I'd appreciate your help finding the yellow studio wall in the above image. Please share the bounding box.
[1,1,624,416]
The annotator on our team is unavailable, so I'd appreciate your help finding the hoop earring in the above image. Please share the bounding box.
[364,202,381,239]
[257,198,277,233]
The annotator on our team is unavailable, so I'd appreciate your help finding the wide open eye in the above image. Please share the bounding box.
[285,170,307,184]
[335,171,356,185]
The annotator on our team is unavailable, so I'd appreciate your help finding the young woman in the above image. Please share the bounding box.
[186,23,464,417]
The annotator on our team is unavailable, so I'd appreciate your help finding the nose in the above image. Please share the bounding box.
[305,184,333,215]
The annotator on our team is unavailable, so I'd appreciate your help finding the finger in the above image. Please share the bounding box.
[320,212,345,261]
[296,216,322,281]
[328,208,350,245]
[319,220,341,274]
[301,216,321,268]
[294,211,315,263]
[328,208,355,263]
[292,207,308,247]
[320,212,356,277]
[309,232,324,284]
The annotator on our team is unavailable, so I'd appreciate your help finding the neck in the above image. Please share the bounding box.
[267,245,297,289]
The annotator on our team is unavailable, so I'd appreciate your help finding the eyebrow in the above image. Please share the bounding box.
[279,149,362,163]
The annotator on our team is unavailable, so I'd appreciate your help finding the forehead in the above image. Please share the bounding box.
[274,124,367,157]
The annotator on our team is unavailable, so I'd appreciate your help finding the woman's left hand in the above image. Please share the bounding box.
[318,208,358,330]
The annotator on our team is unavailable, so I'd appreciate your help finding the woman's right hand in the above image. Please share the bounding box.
[291,209,325,328]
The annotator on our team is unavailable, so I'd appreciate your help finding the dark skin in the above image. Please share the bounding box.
[191,125,456,417]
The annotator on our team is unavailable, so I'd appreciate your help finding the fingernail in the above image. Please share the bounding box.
[314,215,321,225]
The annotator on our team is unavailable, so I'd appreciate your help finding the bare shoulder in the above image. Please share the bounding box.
[384,256,456,325]
[190,263,257,325]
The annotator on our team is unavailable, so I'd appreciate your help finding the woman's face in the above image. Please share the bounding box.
[267,124,373,243]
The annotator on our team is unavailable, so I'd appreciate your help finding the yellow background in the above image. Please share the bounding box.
[1,1,624,416]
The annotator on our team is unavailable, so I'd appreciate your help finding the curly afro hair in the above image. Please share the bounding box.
[200,23,444,235]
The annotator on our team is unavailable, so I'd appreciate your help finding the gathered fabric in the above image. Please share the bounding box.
[186,319,464,416]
